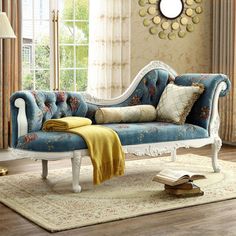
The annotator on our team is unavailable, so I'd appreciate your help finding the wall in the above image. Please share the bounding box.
[130,0,213,79]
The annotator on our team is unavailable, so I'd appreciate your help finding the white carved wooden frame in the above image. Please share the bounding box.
[12,61,227,193]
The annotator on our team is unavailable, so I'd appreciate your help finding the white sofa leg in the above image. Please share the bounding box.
[212,137,222,173]
[171,148,177,162]
[71,152,82,193]
[41,160,48,179]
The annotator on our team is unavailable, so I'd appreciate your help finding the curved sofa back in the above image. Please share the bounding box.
[86,69,172,122]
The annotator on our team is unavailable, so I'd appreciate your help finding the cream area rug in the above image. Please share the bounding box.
[1,154,236,232]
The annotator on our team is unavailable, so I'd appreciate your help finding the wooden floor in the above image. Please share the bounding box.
[0,145,236,236]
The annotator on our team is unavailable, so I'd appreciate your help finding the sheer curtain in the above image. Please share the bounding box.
[212,0,236,144]
[0,0,22,149]
[87,0,131,99]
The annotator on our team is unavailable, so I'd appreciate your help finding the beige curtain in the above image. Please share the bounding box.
[212,0,236,144]
[87,0,131,99]
[0,0,22,149]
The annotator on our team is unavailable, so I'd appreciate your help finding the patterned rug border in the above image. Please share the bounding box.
[1,194,236,232]
[1,154,236,232]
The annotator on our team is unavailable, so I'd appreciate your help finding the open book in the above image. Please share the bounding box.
[152,169,206,186]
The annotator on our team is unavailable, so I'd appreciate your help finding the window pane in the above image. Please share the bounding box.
[22,21,33,40]
[59,0,74,20]
[60,70,75,91]
[60,46,74,68]
[75,22,89,44]
[34,0,49,20]
[76,46,88,68]
[35,21,50,45]
[59,22,74,44]
[35,70,50,90]
[35,44,50,69]
[22,0,33,20]
[22,70,34,90]
[22,45,32,66]
[75,0,89,20]
[76,69,87,91]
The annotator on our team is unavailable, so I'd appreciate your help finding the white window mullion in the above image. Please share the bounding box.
[73,0,77,91]
[32,0,36,90]
[60,67,87,70]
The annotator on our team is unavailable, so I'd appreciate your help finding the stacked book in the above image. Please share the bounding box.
[152,169,206,197]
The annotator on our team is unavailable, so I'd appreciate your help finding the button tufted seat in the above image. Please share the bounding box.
[16,122,208,152]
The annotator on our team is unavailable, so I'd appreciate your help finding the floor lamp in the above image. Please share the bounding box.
[0,12,16,176]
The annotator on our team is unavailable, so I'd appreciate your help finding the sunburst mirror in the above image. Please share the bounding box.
[139,0,203,40]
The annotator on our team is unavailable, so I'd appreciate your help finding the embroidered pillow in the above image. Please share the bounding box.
[95,105,156,124]
[156,83,204,125]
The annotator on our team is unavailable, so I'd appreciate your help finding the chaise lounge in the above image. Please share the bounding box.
[10,61,231,192]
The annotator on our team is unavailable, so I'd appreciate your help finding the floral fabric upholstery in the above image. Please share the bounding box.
[115,69,173,107]
[10,69,231,150]
[104,122,208,146]
[17,132,87,152]
[174,74,231,130]
[10,91,88,147]
[16,122,208,152]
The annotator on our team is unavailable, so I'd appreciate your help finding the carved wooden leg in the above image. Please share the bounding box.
[212,137,222,173]
[171,149,177,162]
[41,160,48,179]
[71,152,82,193]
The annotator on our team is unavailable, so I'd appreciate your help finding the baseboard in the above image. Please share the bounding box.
[223,141,236,147]
[0,148,24,161]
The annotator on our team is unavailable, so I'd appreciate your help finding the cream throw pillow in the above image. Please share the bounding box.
[95,105,156,124]
[156,83,204,125]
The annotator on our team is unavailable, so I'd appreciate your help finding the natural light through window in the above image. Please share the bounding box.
[22,0,89,91]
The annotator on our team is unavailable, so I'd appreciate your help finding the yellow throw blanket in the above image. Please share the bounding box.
[43,117,92,131]
[43,117,125,185]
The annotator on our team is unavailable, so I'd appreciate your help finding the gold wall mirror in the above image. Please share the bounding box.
[139,0,203,40]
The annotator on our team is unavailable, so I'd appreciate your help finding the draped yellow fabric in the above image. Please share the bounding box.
[43,117,125,184]
[69,125,125,184]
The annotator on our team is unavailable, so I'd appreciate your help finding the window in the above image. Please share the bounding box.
[22,46,31,64]
[22,0,89,91]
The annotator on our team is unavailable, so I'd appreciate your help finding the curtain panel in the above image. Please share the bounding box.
[0,0,22,149]
[212,0,236,144]
[87,0,131,99]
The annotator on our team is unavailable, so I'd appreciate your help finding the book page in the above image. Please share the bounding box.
[157,169,191,181]
[157,169,205,181]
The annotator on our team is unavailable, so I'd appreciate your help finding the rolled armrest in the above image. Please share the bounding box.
[10,91,43,147]
[174,73,231,131]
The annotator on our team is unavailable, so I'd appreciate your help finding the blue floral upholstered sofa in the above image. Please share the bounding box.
[10,61,231,192]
